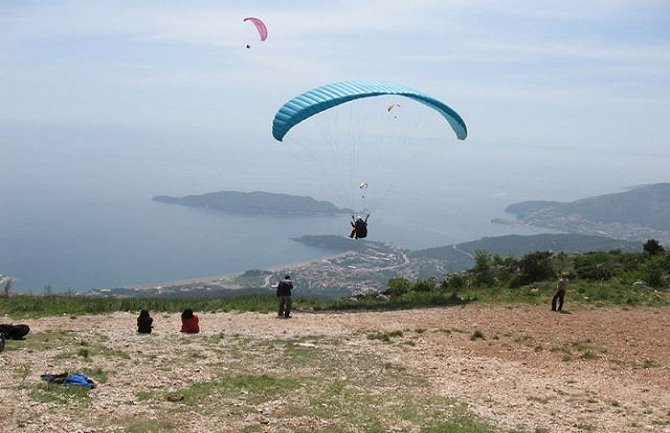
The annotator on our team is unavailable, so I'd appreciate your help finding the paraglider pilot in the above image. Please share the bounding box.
[349,214,369,239]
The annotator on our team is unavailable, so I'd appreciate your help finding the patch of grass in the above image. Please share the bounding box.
[470,330,485,341]
[5,330,76,351]
[422,414,500,433]
[27,383,92,407]
[82,367,108,384]
[155,373,301,409]
[367,330,404,342]
[120,416,179,433]
[512,335,534,343]
[52,342,131,361]
[580,351,598,360]
[636,359,660,369]
[527,396,550,404]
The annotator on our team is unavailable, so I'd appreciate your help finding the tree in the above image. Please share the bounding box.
[513,251,554,287]
[473,250,495,286]
[643,239,665,255]
[386,277,412,297]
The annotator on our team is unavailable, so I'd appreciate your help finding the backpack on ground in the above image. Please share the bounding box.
[0,324,30,340]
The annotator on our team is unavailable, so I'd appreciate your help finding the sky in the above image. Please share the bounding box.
[1,0,669,155]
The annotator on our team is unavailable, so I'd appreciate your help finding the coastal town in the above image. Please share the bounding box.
[81,235,471,299]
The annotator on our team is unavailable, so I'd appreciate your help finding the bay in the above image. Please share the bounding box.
[1,123,668,292]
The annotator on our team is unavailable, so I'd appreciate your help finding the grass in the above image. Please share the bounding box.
[1,259,667,432]
[470,330,486,341]
[2,269,669,320]
[367,330,404,342]
[121,334,503,432]
[27,382,93,407]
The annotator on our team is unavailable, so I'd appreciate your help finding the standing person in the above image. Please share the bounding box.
[276,275,293,319]
[552,272,569,312]
[180,308,200,333]
[137,309,153,334]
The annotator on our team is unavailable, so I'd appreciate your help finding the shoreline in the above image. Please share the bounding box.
[126,253,345,291]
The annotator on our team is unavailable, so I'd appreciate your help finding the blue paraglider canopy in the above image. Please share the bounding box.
[272,80,467,142]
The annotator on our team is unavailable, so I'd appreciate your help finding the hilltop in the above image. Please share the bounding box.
[152,191,353,216]
[0,306,668,433]
[495,183,670,243]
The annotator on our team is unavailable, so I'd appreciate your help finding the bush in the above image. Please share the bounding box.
[643,239,665,255]
[574,252,617,281]
[386,277,412,297]
[513,251,554,287]
[442,273,466,290]
[640,256,667,288]
[412,279,435,292]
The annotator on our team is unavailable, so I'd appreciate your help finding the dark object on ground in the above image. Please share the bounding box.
[0,324,30,340]
[40,372,96,388]
[0,333,5,353]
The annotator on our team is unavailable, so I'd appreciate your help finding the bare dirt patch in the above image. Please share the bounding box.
[1,305,668,432]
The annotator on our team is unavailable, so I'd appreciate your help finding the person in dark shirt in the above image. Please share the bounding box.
[552,273,569,312]
[276,275,293,318]
[137,309,153,334]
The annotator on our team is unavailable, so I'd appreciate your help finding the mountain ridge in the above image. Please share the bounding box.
[497,183,670,243]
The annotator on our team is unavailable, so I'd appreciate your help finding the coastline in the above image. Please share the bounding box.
[126,254,343,291]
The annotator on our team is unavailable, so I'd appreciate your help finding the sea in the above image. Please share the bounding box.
[2,123,669,293]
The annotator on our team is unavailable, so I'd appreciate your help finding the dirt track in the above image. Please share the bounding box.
[1,305,669,432]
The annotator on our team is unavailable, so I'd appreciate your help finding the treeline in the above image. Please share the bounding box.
[380,239,670,307]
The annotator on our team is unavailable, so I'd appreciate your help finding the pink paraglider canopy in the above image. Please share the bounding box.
[243,17,268,41]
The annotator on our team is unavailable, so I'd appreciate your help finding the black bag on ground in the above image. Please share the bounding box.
[0,324,30,340]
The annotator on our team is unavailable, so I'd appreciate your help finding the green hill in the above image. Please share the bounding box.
[410,234,640,267]
[505,183,670,231]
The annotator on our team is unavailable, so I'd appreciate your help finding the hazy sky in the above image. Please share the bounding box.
[1,0,669,154]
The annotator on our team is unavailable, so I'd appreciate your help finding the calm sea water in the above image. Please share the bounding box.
[1,123,668,292]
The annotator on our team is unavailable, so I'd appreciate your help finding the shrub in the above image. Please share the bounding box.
[412,279,435,293]
[640,256,666,288]
[643,239,665,255]
[513,251,554,287]
[386,277,412,297]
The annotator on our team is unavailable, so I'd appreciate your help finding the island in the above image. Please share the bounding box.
[152,191,353,216]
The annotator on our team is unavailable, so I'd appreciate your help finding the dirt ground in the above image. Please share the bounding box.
[1,304,669,433]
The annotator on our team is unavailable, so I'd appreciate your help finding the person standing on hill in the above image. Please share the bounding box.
[277,275,293,319]
[552,273,569,312]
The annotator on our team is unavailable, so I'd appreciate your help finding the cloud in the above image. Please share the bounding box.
[1,0,669,153]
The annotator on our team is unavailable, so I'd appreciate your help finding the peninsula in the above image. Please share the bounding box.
[493,183,670,244]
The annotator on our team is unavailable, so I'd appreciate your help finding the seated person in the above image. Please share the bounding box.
[180,308,200,334]
[137,309,153,334]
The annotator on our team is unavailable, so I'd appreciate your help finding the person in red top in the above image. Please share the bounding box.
[180,308,200,334]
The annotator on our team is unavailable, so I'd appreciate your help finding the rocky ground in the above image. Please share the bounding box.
[1,305,669,432]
